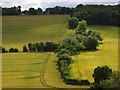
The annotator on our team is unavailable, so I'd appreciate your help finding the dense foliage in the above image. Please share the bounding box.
[72,4,119,26]
[44,6,73,14]
[23,45,28,52]
[98,71,120,89]
[68,17,79,29]
[0,47,8,53]
[27,42,58,52]
[2,6,21,15]
[92,66,112,84]
[56,20,103,85]
[9,48,19,52]
[91,68,120,90]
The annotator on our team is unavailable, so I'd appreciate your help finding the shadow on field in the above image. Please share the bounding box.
[17,75,40,79]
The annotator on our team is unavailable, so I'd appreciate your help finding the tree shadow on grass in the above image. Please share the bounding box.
[17,75,40,79]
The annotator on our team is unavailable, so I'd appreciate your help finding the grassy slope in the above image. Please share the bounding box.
[2,15,74,50]
[70,25,118,82]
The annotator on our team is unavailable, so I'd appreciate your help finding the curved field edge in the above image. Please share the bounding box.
[44,52,90,88]
[70,25,118,82]
[2,53,51,88]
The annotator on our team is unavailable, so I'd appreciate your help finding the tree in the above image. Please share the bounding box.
[0,47,8,53]
[68,17,79,29]
[9,48,19,52]
[29,8,36,15]
[83,36,98,50]
[92,66,112,84]
[17,6,21,14]
[98,71,120,89]
[75,20,87,34]
[36,8,43,15]
[23,45,28,52]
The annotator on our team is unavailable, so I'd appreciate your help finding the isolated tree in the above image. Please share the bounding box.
[92,66,112,84]
[23,45,28,52]
[68,17,79,29]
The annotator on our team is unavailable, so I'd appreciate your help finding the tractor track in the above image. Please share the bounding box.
[39,53,59,88]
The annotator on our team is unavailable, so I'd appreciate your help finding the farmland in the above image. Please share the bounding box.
[70,25,118,82]
[2,15,119,88]
[2,15,74,50]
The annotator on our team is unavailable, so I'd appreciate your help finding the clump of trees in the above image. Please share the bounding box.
[44,6,73,14]
[0,47,19,53]
[25,41,58,52]
[0,47,8,53]
[72,4,119,26]
[91,66,120,90]
[58,19,103,55]
[2,6,21,15]
[9,48,19,52]
[56,20,103,85]
[2,4,119,26]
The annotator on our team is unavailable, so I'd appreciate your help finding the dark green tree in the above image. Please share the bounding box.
[68,17,79,29]
[29,8,36,15]
[75,20,87,34]
[92,66,112,84]
[23,45,28,52]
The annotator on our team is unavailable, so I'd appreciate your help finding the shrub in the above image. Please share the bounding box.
[23,45,28,52]
[9,48,19,52]
[68,17,79,29]
[75,20,87,34]
[1,47,8,53]
[92,66,112,84]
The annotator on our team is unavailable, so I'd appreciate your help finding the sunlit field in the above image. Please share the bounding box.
[2,15,74,50]
[70,25,118,82]
[2,53,49,88]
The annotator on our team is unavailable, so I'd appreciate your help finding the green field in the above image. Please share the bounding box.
[2,15,119,87]
[2,15,74,50]
[70,25,118,82]
[2,53,48,88]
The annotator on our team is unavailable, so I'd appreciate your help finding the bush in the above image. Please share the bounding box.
[98,71,120,89]
[0,47,8,53]
[23,45,28,52]
[9,48,19,52]
[68,17,79,29]
[75,20,87,34]
[92,66,112,84]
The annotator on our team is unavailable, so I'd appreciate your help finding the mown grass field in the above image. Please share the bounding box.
[2,15,74,50]
[70,25,118,82]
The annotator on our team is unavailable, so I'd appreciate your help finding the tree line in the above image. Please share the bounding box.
[72,4,120,26]
[2,4,119,26]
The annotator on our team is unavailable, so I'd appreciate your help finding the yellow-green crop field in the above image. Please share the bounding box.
[2,15,74,50]
[2,53,49,88]
[70,25,118,82]
[2,15,119,88]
